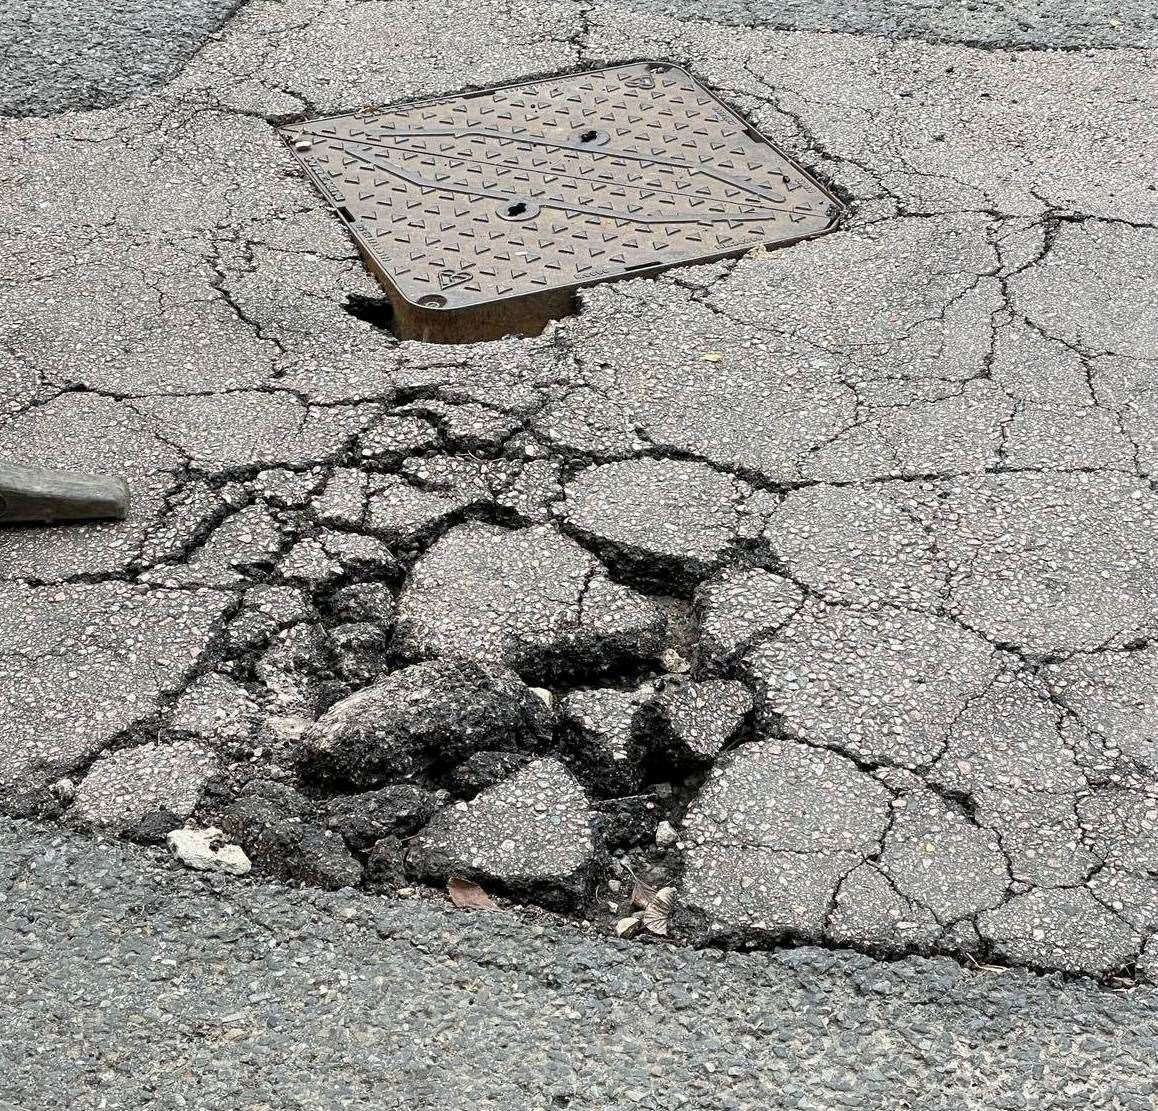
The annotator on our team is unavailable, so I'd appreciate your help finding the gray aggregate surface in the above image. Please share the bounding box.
[0,0,247,117]
[3,818,1158,1111]
[617,0,1158,48]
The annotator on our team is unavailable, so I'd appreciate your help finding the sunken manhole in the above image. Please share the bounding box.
[281,63,842,344]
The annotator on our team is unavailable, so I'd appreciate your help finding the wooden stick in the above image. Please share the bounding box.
[0,462,130,524]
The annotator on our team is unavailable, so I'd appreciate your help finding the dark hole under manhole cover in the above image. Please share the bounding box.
[280,63,842,344]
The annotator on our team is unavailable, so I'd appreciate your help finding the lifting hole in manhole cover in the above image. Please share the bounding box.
[576,127,610,147]
[497,198,540,221]
[281,63,842,344]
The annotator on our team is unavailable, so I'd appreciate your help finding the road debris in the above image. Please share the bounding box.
[166,827,251,876]
[448,877,499,911]
[642,887,677,937]
[654,821,679,848]
[631,880,658,910]
[0,462,129,525]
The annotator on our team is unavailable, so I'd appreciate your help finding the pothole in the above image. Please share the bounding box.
[342,293,394,330]
[280,63,841,344]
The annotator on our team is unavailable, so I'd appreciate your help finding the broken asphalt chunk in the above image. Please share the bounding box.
[73,740,219,840]
[408,758,602,910]
[693,568,803,673]
[677,739,891,945]
[217,782,363,890]
[326,622,391,687]
[322,784,445,851]
[561,458,763,586]
[298,658,554,787]
[169,674,266,755]
[642,677,753,765]
[394,522,665,679]
[443,750,533,798]
[364,836,408,892]
[559,687,648,796]
[327,582,396,626]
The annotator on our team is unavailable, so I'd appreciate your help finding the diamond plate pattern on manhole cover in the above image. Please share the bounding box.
[280,63,842,343]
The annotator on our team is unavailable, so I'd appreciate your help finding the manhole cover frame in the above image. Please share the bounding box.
[280,62,844,343]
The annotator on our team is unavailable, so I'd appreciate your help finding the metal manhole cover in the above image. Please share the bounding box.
[280,63,842,344]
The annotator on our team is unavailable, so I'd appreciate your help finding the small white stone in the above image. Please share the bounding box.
[529,686,555,709]
[655,820,679,848]
[167,827,251,877]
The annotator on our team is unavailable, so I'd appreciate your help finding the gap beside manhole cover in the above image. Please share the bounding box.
[280,63,842,344]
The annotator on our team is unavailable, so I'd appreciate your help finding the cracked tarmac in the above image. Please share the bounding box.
[1,0,1158,1104]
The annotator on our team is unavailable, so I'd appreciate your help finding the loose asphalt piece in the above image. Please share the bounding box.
[1,1,1158,1104]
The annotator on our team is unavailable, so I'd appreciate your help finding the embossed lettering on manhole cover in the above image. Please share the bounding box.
[281,63,842,344]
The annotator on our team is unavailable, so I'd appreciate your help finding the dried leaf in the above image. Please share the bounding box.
[642,886,676,936]
[448,877,498,911]
[631,880,657,910]
[615,915,643,938]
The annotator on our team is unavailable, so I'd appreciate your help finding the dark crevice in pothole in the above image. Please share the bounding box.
[343,294,396,332]
[164,504,726,907]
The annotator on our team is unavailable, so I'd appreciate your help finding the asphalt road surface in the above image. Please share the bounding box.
[0,0,246,116]
[3,0,1154,117]
[4,819,1158,1111]
[1,0,1156,1106]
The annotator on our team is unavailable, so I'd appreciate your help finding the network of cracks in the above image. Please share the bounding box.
[9,382,1158,988]
[2,0,1157,986]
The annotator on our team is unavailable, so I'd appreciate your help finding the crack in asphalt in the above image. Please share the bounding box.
[0,0,1156,992]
